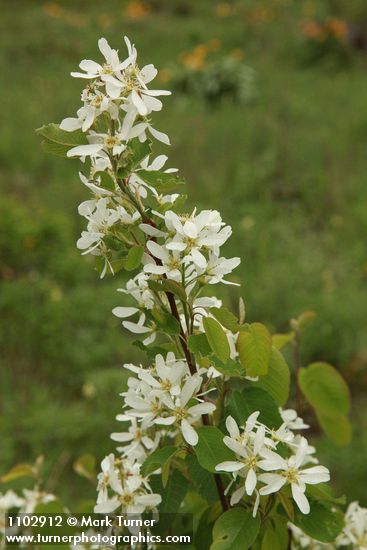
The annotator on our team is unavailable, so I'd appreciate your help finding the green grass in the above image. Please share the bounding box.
[0,0,366,504]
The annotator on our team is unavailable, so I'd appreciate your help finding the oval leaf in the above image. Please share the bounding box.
[298,362,350,417]
[211,508,260,550]
[253,347,290,406]
[237,323,271,377]
[293,501,344,543]
[203,317,230,363]
[195,426,235,473]
[0,463,34,483]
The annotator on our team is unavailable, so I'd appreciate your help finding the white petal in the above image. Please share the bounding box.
[67,143,103,157]
[105,80,122,99]
[188,402,216,416]
[132,90,148,116]
[226,416,240,438]
[215,461,244,473]
[122,321,150,334]
[146,240,168,262]
[98,37,112,62]
[230,485,246,506]
[291,484,310,514]
[139,224,165,237]
[259,474,286,495]
[154,416,176,426]
[71,71,95,79]
[191,248,207,269]
[140,64,158,83]
[143,89,171,97]
[110,432,134,442]
[245,468,257,496]
[149,126,170,145]
[112,306,139,318]
[60,117,82,131]
[181,419,198,446]
[79,59,101,73]
[94,498,120,513]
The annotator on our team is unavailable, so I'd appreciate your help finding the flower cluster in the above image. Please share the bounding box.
[215,409,330,515]
[113,352,215,448]
[47,35,353,548]
[94,453,161,515]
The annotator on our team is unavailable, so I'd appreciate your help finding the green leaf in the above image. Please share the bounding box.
[188,333,212,356]
[228,388,282,429]
[0,463,34,483]
[291,310,316,332]
[277,490,295,521]
[36,123,87,146]
[298,362,352,445]
[159,469,188,513]
[141,446,177,477]
[237,322,272,377]
[95,171,115,192]
[138,169,186,191]
[151,308,180,335]
[211,357,245,378]
[210,307,239,333]
[317,412,352,446]
[73,454,96,481]
[307,484,346,506]
[195,426,235,473]
[148,279,187,302]
[196,508,215,549]
[261,520,288,550]
[211,508,260,550]
[293,501,344,543]
[186,455,219,502]
[41,139,71,157]
[203,317,230,363]
[272,332,295,350]
[253,347,290,406]
[123,246,144,271]
[128,137,151,168]
[298,362,350,417]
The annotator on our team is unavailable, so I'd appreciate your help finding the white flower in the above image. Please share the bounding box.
[280,408,310,431]
[96,453,124,505]
[117,272,155,309]
[163,210,232,268]
[195,253,241,286]
[60,88,116,133]
[129,154,177,199]
[215,414,266,512]
[77,198,140,266]
[137,353,188,397]
[154,375,215,446]
[113,309,157,346]
[77,198,119,253]
[337,501,367,549]
[123,381,163,424]
[94,454,161,515]
[111,417,160,462]
[77,171,114,216]
[258,437,330,514]
[144,240,184,281]
[71,37,134,98]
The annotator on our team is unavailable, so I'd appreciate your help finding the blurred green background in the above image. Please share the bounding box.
[1,0,366,505]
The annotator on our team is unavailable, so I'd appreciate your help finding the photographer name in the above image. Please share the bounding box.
[81,515,157,528]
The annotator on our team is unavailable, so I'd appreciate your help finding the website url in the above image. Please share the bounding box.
[6,532,191,546]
